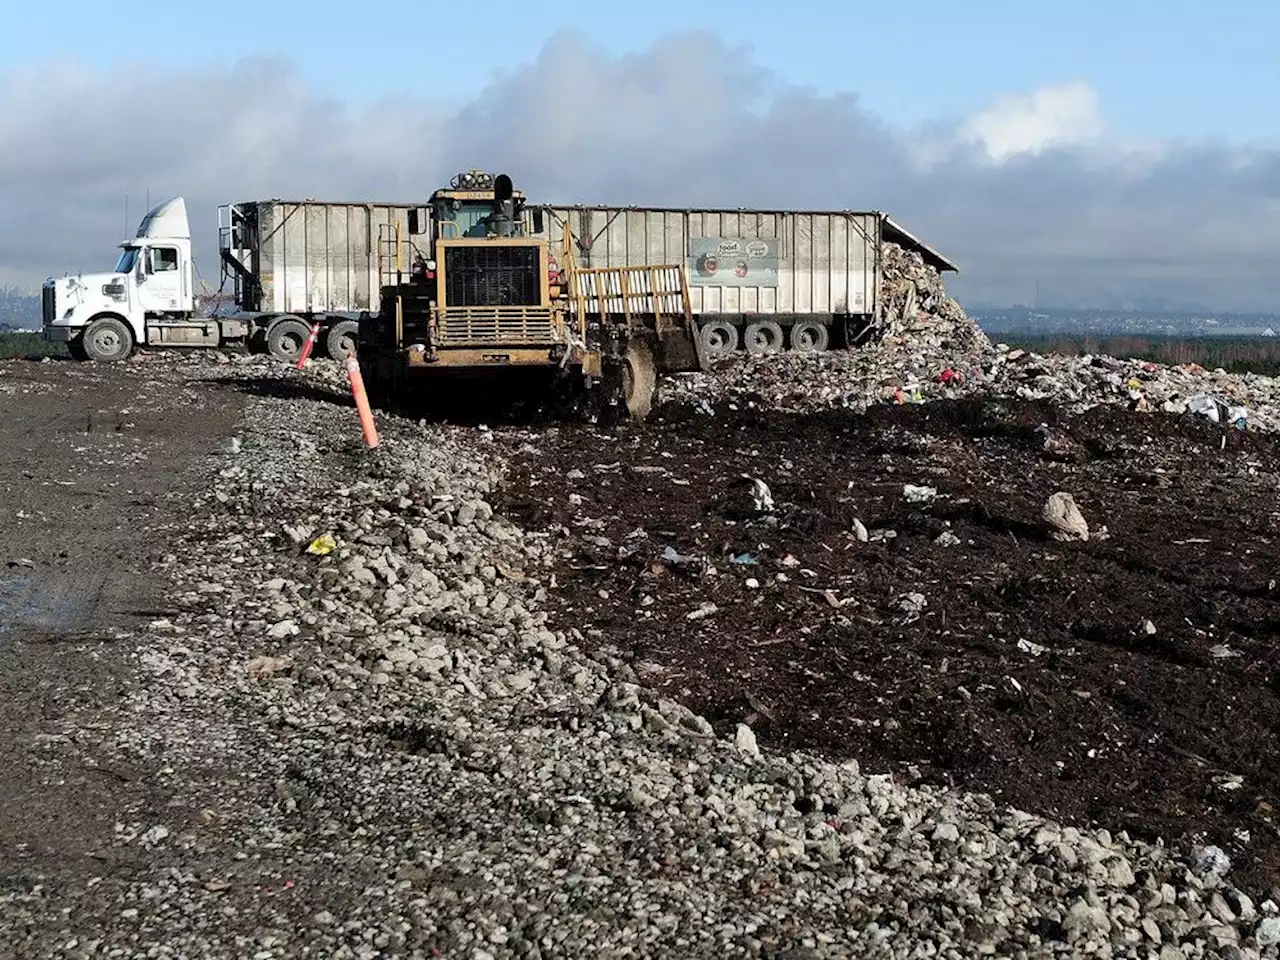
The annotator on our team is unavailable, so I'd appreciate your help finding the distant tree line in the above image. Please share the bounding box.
[1005,334,1280,377]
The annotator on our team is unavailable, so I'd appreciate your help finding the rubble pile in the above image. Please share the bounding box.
[665,243,1280,432]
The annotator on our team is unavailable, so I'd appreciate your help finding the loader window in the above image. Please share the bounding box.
[149,247,179,273]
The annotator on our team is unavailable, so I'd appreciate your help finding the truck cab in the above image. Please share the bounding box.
[43,197,195,361]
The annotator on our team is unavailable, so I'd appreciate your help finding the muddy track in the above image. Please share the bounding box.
[0,358,242,887]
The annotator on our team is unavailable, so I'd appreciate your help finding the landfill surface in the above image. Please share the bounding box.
[3,243,1280,957]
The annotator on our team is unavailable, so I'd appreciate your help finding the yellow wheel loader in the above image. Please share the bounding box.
[357,171,707,421]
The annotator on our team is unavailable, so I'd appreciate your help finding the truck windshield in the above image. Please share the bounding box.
[115,247,139,274]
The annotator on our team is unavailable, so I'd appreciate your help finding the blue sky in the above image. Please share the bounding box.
[9,0,1278,145]
[3,2,1278,309]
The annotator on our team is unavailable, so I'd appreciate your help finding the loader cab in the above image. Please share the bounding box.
[427,170,537,241]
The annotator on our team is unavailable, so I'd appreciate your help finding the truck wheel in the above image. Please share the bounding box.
[698,320,739,356]
[82,317,134,362]
[266,317,311,363]
[620,339,657,421]
[325,320,359,360]
[789,319,830,354]
[744,319,784,355]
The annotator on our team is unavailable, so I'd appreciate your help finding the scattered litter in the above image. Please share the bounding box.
[305,533,336,556]
[1209,644,1243,659]
[902,484,937,504]
[1042,492,1089,542]
[686,602,718,621]
[1188,844,1232,876]
[1017,638,1048,656]
[892,592,927,619]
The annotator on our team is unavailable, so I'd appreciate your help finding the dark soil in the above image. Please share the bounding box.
[494,394,1280,898]
[0,358,242,896]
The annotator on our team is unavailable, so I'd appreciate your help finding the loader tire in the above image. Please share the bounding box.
[325,319,359,360]
[266,317,311,364]
[621,338,658,421]
[82,317,134,363]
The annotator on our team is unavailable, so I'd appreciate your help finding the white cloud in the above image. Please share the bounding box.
[1,30,1277,311]
[958,81,1106,161]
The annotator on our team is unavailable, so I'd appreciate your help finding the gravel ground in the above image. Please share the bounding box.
[2,353,1279,958]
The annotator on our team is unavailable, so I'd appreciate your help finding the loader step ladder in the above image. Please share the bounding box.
[376,221,407,288]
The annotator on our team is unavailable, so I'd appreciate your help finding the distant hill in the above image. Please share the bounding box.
[971,306,1280,340]
[0,287,39,331]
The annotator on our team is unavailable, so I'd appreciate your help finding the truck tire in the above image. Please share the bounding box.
[744,319,784,355]
[266,317,311,364]
[325,320,359,360]
[698,319,739,357]
[81,317,134,363]
[789,319,830,354]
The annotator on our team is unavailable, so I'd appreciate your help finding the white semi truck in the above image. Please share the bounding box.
[41,196,420,363]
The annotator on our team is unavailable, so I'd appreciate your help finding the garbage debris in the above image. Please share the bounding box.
[902,484,937,504]
[305,533,337,556]
[892,592,928,619]
[1042,492,1089,542]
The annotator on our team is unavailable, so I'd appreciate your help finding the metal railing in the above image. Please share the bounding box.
[568,264,693,330]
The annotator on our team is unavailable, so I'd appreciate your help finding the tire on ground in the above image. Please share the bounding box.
[698,319,739,356]
[266,316,312,364]
[81,317,134,363]
[621,338,658,421]
[789,318,830,353]
[325,319,359,360]
[744,319,784,355]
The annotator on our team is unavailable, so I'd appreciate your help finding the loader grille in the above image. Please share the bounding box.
[444,246,540,308]
[436,306,558,345]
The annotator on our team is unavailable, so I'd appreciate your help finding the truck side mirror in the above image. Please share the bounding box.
[532,209,544,234]
[408,208,423,235]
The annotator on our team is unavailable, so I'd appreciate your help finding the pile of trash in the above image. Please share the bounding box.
[665,243,1280,433]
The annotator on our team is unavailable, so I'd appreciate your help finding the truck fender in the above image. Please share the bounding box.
[85,310,145,345]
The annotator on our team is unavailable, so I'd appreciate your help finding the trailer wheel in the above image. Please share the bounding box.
[744,319,784,355]
[698,320,739,356]
[620,339,658,421]
[81,317,134,363]
[266,317,311,364]
[325,320,359,360]
[789,319,830,354]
